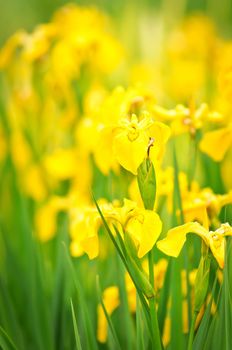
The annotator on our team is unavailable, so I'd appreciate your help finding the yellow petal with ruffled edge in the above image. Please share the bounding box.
[94,126,119,175]
[81,235,99,259]
[70,209,101,259]
[209,238,225,269]
[200,126,232,161]
[157,222,209,257]
[113,129,148,175]
[209,223,232,268]
[127,210,162,258]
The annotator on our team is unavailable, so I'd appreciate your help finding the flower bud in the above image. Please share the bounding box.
[194,254,211,313]
[137,157,156,210]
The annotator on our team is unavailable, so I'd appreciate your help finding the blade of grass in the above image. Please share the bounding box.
[70,299,83,350]
[136,294,146,350]
[116,257,135,350]
[148,249,162,350]
[0,325,18,350]
[223,238,232,350]
[157,257,171,335]
[63,243,98,350]
[169,144,185,350]
[173,143,192,325]
[193,276,217,350]
[96,276,122,350]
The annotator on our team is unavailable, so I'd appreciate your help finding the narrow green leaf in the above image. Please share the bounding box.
[63,244,98,350]
[70,299,83,350]
[116,258,135,350]
[136,294,146,350]
[96,276,122,350]
[0,325,18,350]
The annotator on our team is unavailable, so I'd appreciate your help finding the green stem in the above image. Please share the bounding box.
[148,250,162,350]
[187,311,198,350]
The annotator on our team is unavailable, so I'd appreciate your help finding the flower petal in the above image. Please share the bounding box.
[127,210,162,258]
[113,130,148,174]
[157,222,209,257]
[200,126,232,161]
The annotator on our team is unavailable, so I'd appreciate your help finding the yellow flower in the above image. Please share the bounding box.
[36,196,70,241]
[181,187,232,224]
[113,113,170,174]
[70,205,101,259]
[0,31,25,68]
[21,24,56,62]
[105,199,163,258]
[23,164,47,201]
[43,148,78,180]
[153,103,223,136]
[70,199,162,260]
[200,124,232,161]
[157,222,232,268]
[10,131,32,170]
[93,126,119,175]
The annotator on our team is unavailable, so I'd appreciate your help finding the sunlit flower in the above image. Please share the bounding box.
[36,196,70,242]
[153,103,223,136]
[113,113,170,174]
[157,222,232,268]
[181,187,232,224]
[200,124,232,161]
[70,199,162,259]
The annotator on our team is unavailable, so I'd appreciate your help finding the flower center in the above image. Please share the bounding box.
[127,126,139,141]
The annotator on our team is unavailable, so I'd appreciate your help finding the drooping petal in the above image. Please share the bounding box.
[200,126,232,161]
[94,126,119,175]
[149,121,171,164]
[127,210,162,258]
[81,234,99,259]
[70,209,101,259]
[157,222,209,257]
[113,129,148,175]
[209,237,225,269]
[138,210,162,258]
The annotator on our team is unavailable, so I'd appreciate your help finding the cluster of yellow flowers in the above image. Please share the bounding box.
[0,4,231,348]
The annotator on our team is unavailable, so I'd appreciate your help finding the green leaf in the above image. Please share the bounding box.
[136,294,146,350]
[116,258,135,350]
[63,244,98,350]
[0,325,18,350]
[70,299,83,350]
[96,276,122,350]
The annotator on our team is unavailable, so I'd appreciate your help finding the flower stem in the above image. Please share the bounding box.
[187,311,198,350]
[148,249,162,350]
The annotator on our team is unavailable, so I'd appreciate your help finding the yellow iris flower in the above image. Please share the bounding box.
[157,222,232,268]
[181,188,232,224]
[70,199,162,259]
[153,103,223,136]
[113,113,170,174]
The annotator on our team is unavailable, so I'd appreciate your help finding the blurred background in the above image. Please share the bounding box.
[1,0,232,47]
